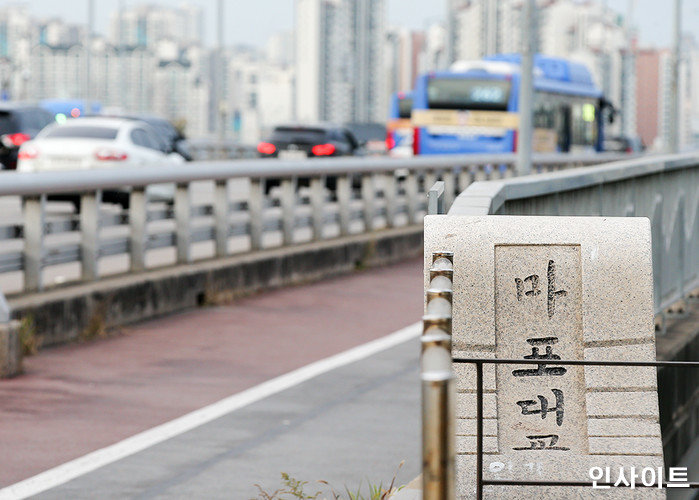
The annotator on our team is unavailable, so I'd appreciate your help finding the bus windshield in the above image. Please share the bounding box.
[427,78,511,111]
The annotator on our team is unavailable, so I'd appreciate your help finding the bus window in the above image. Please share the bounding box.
[571,99,598,150]
[533,93,558,152]
[557,105,571,153]
[426,79,511,111]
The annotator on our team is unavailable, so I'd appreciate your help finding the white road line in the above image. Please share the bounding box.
[0,322,421,500]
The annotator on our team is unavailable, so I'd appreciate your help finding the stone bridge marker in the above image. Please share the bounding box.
[424,215,665,499]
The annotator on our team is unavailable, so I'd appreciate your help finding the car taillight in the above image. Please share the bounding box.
[1,133,31,148]
[95,149,128,161]
[18,145,39,160]
[412,128,420,155]
[257,142,276,155]
[386,131,395,150]
[311,143,335,156]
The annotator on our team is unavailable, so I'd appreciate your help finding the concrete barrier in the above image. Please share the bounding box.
[0,320,22,377]
[7,226,423,350]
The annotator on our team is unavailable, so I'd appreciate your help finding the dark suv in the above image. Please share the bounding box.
[257,124,361,160]
[0,103,55,170]
[257,124,362,193]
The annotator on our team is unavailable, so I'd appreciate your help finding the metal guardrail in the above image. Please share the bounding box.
[0,153,621,301]
[186,139,258,160]
[449,151,699,322]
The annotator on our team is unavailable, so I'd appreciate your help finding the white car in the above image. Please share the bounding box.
[17,117,185,207]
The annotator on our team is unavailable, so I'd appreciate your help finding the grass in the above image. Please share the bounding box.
[19,314,39,356]
[80,296,111,341]
[251,462,405,500]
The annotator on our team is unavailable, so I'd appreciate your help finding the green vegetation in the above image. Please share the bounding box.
[18,314,39,356]
[252,462,404,500]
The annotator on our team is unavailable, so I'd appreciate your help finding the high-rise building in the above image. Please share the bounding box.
[635,48,667,150]
[108,4,203,48]
[448,0,501,61]
[227,52,295,143]
[636,39,695,152]
[0,6,33,100]
[385,28,423,98]
[295,0,385,124]
[421,22,447,72]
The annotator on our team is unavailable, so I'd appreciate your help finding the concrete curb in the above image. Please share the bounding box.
[8,226,424,350]
[0,320,22,377]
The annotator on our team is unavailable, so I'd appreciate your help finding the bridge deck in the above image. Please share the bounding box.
[0,257,423,495]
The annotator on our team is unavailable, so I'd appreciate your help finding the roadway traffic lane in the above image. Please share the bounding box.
[0,256,423,487]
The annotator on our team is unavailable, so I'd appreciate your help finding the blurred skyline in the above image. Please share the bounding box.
[12,0,698,50]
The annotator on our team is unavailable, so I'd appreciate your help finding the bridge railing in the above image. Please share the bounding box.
[448,151,699,321]
[0,153,625,297]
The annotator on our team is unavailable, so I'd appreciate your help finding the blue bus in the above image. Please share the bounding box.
[386,90,413,157]
[411,54,609,155]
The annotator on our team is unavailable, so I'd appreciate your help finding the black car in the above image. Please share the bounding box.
[257,124,362,193]
[257,124,361,160]
[0,103,55,170]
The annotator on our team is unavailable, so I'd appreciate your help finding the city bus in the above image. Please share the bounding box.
[386,90,413,157]
[411,54,609,155]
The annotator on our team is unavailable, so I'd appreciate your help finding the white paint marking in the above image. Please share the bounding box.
[0,322,421,500]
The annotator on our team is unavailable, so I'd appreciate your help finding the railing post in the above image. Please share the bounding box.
[310,176,325,241]
[214,179,229,257]
[405,171,419,224]
[474,165,488,182]
[458,168,471,193]
[280,178,295,245]
[428,181,446,215]
[442,171,456,210]
[129,187,147,272]
[424,170,437,198]
[80,190,102,281]
[337,175,352,236]
[502,163,515,178]
[23,195,45,292]
[175,182,191,264]
[383,172,397,228]
[0,290,9,324]
[422,251,455,500]
[361,173,375,231]
[249,178,264,251]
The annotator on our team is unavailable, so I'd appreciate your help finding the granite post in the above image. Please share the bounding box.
[424,215,665,499]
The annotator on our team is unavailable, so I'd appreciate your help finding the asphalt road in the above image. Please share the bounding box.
[0,256,424,499]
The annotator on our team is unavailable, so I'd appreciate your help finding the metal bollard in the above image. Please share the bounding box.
[422,251,455,500]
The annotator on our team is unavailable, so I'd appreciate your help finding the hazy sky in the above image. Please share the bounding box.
[11,0,698,49]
